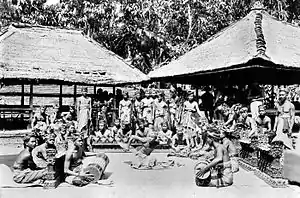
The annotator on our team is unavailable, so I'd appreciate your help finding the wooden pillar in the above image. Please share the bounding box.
[112,86,116,122]
[196,87,199,100]
[73,85,77,105]
[29,84,33,129]
[94,85,97,95]
[59,85,63,107]
[271,85,275,108]
[21,84,25,106]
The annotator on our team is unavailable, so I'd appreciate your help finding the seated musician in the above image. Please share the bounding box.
[64,134,108,186]
[195,127,233,187]
[220,129,239,173]
[254,105,271,134]
[224,104,241,127]
[32,133,57,169]
[66,122,77,138]
[189,132,214,161]
[32,106,49,132]
[168,126,191,157]
[91,120,112,143]
[12,134,47,184]
[232,107,257,138]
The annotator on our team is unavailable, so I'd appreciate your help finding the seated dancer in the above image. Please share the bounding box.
[158,122,173,144]
[64,134,110,186]
[118,131,172,169]
[31,106,48,132]
[12,134,47,183]
[91,120,112,143]
[195,127,233,187]
[32,133,57,169]
[168,126,191,157]
[232,107,257,138]
[220,129,239,173]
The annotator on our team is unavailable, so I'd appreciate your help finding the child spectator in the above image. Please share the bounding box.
[158,122,173,144]
[93,120,112,143]
[116,120,132,143]
[136,119,151,138]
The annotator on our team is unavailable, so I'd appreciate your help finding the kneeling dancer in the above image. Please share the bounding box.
[118,132,174,169]
[12,135,47,183]
[64,134,110,186]
[195,127,233,187]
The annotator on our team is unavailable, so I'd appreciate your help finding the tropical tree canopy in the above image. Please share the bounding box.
[1,0,300,74]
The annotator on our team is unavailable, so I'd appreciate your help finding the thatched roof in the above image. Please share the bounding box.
[0,24,149,85]
[149,5,300,85]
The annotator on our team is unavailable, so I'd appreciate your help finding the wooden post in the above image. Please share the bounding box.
[21,84,25,122]
[94,85,97,95]
[59,85,63,108]
[21,84,25,106]
[196,87,199,100]
[73,85,77,105]
[29,84,33,129]
[112,86,116,123]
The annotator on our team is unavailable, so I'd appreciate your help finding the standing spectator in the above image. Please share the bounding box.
[119,92,132,125]
[76,87,92,150]
[272,89,295,149]
[200,86,214,123]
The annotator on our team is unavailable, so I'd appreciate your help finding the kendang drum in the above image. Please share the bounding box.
[82,153,110,183]
[194,159,211,186]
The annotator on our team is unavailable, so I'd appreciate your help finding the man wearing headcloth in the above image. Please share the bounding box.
[153,92,168,132]
[32,133,57,169]
[64,133,110,186]
[141,90,154,124]
[77,87,92,142]
[12,135,48,184]
[119,92,132,125]
[232,107,257,138]
[272,89,295,149]
[195,127,233,187]
[255,105,271,134]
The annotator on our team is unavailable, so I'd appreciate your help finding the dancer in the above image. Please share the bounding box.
[180,93,202,147]
[118,131,173,169]
[12,135,47,184]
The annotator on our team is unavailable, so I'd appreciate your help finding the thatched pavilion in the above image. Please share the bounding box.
[0,23,148,128]
[149,2,300,86]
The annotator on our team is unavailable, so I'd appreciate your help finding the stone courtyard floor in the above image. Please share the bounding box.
[0,146,299,198]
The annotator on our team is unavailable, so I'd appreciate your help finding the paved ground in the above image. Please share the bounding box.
[0,146,299,198]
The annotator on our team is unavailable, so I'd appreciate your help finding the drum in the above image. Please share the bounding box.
[82,153,110,182]
[194,159,211,186]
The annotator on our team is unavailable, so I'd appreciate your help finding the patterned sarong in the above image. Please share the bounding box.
[13,168,47,184]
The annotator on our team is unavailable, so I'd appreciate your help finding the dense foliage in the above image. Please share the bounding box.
[1,0,300,74]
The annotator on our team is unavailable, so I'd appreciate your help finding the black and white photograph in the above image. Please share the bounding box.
[0,0,300,197]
